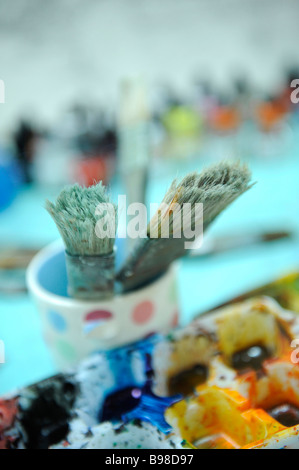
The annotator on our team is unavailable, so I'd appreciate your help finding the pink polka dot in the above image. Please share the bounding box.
[171,311,179,327]
[85,310,113,322]
[132,301,154,324]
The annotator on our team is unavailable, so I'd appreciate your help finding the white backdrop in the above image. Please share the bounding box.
[0,0,298,138]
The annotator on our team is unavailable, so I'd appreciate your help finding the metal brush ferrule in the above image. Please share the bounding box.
[65,251,115,301]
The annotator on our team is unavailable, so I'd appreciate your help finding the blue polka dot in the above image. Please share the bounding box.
[48,310,67,332]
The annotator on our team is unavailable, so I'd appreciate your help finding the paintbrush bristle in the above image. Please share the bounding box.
[46,182,117,256]
[118,161,253,291]
[148,161,252,238]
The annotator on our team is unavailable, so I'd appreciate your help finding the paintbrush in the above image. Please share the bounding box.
[190,230,292,258]
[118,78,150,252]
[46,182,117,300]
[117,161,253,291]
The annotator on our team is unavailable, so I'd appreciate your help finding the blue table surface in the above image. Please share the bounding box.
[1,150,299,395]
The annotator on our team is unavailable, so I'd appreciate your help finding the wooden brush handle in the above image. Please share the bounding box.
[116,237,185,292]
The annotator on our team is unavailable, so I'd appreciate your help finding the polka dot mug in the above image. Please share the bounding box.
[27,241,180,370]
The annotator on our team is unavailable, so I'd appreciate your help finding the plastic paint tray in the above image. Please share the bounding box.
[2,273,299,449]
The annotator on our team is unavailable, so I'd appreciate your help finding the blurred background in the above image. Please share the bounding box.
[1,0,299,394]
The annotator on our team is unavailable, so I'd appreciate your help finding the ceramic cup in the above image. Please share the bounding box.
[27,241,179,369]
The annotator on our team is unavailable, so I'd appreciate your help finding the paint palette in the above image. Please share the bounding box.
[2,274,299,449]
[154,296,299,449]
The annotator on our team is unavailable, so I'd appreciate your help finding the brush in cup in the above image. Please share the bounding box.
[117,161,253,292]
[46,182,117,300]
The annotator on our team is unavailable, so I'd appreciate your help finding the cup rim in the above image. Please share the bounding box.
[26,239,176,307]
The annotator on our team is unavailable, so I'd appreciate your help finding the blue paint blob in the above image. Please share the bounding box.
[99,334,180,431]
[48,310,67,332]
